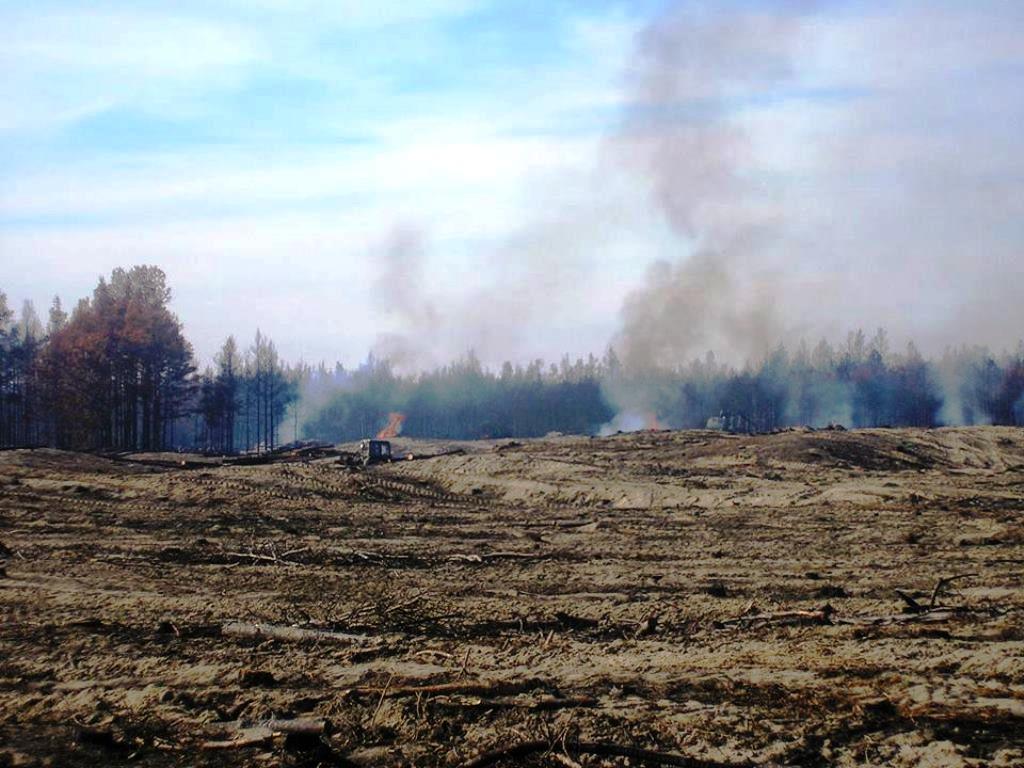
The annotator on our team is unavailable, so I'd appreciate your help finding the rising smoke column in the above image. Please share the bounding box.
[370,224,443,372]
[368,5,811,382]
[599,3,814,423]
[356,2,1023,432]
[610,3,807,371]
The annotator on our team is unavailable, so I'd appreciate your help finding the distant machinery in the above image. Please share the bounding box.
[360,439,393,465]
[705,411,755,433]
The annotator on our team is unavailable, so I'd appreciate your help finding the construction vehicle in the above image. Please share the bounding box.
[360,439,393,465]
[705,411,755,433]
[336,439,394,468]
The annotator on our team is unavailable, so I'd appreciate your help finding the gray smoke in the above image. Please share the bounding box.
[605,3,806,415]
[605,0,1024,424]
[365,1,1024,428]
[367,168,625,372]
[371,224,442,371]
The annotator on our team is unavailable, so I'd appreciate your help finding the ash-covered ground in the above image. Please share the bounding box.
[1,428,1023,767]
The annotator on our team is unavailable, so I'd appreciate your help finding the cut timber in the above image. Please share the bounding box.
[447,551,543,563]
[433,694,597,711]
[202,733,273,750]
[352,678,546,699]
[202,718,327,750]
[221,621,370,645]
[718,605,833,628]
[208,718,327,735]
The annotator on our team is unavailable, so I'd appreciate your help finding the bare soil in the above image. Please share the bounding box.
[1,427,1023,767]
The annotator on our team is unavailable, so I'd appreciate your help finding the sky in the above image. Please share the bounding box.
[1,1,1023,369]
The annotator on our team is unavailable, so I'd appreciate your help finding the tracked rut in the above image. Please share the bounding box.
[1,427,1023,767]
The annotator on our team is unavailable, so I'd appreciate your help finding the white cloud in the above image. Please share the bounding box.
[0,129,593,222]
[0,9,260,132]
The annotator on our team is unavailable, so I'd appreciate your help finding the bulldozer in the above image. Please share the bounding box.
[360,439,393,465]
[337,439,394,468]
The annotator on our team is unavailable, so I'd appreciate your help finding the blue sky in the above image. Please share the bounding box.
[2,1,1023,367]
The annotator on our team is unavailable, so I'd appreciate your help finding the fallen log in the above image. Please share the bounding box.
[201,734,271,750]
[433,694,596,711]
[351,678,545,699]
[716,605,833,628]
[221,621,370,645]
[201,718,328,750]
[446,551,544,563]
[207,718,327,736]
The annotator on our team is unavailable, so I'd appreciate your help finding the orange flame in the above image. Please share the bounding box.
[644,412,665,431]
[377,412,406,439]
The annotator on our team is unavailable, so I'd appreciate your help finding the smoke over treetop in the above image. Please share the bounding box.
[5,2,1024,367]
[371,224,442,372]
[343,1,1024,395]
[616,251,781,372]
[607,4,808,377]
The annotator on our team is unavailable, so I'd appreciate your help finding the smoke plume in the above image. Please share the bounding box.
[600,4,809,421]
[361,1,1024,429]
[371,224,441,371]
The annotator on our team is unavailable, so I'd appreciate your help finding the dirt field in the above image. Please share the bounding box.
[2,427,1023,767]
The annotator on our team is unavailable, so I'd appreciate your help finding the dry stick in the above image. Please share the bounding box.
[224,551,300,565]
[201,718,327,750]
[202,734,272,750]
[895,589,923,613]
[458,739,769,768]
[719,606,833,627]
[353,678,544,699]
[370,673,395,726]
[929,573,978,609]
[434,694,597,711]
[207,718,327,736]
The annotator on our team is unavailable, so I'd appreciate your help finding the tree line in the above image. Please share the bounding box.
[3,269,1023,451]
[195,331,298,453]
[301,352,615,442]
[303,330,1024,441]
[0,267,296,452]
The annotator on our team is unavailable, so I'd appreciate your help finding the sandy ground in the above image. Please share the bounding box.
[1,427,1022,767]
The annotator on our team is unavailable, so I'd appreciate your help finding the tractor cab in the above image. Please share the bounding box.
[360,439,392,465]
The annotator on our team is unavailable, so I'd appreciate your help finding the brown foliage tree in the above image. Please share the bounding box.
[38,266,195,450]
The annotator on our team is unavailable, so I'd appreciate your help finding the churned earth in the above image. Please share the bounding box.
[1,427,1022,767]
